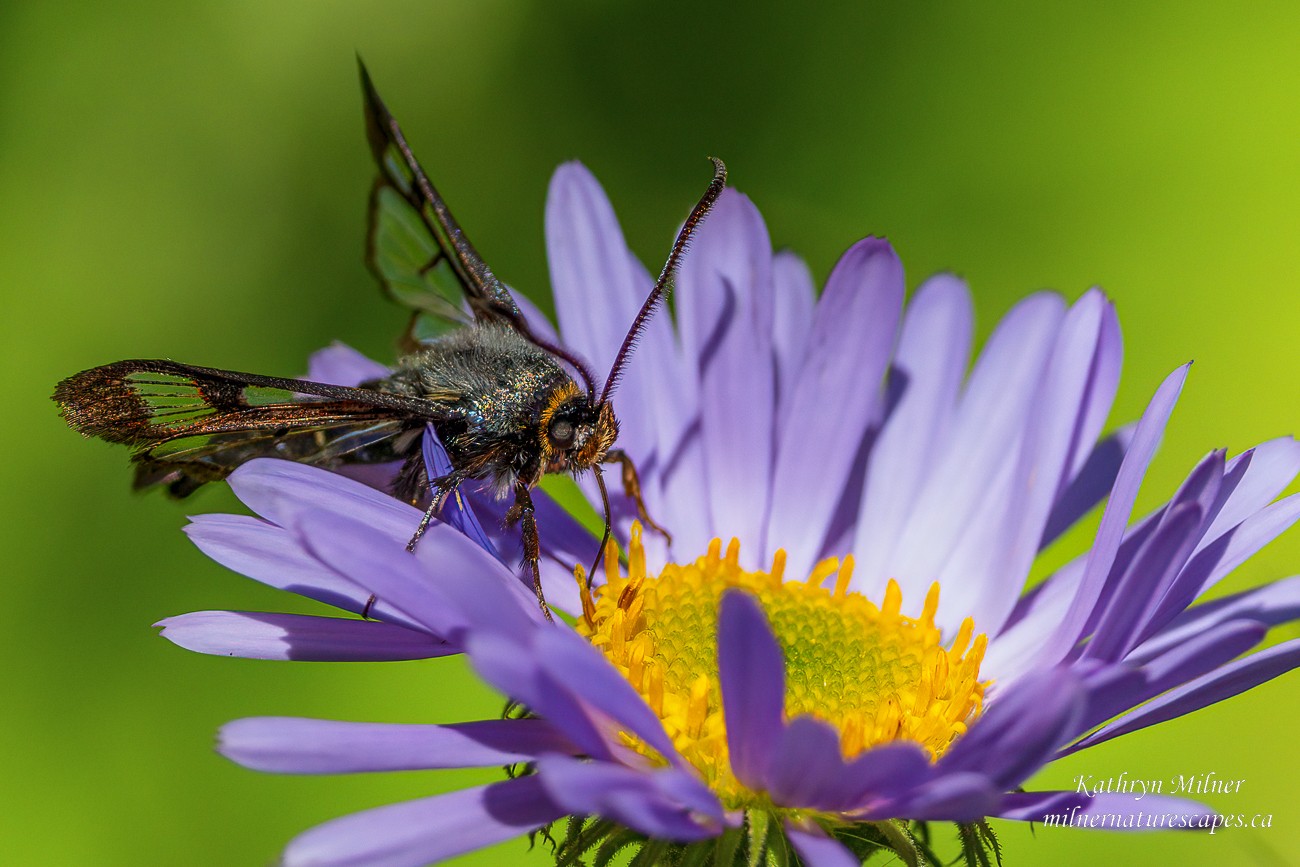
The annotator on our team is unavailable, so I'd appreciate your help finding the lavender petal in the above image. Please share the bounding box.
[226,459,427,550]
[993,790,1087,822]
[185,513,415,626]
[675,189,776,558]
[467,483,597,616]
[884,292,1065,617]
[765,716,933,813]
[305,341,391,386]
[770,251,815,420]
[987,509,1160,677]
[282,776,563,867]
[764,715,851,809]
[155,610,453,661]
[939,668,1083,789]
[783,824,860,867]
[531,626,682,766]
[1064,292,1122,480]
[717,589,785,790]
[219,716,576,774]
[420,424,498,557]
[655,425,717,563]
[1199,437,1300,545]
[1145,493,1300,636]
[871,772,1000,823]
[854,274,972,596]
[1129,574,1300,664]
[534,756,721,841]
[1012,364,1189,679]
[1066,621,1272,753]
[765,238,903,581]
[465,630,617,762]
[294,508,541,642]
[546,162,674,468]
[1083,501,1204,663]
[1068,663,1148,740]
[835,741,936,812]
[947,290,1114,637]
[1040,427,1134,550]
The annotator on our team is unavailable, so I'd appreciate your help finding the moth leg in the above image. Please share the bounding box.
[355,454,426,621]
[392,449,428,505]
[506,481,554,623]
[603,448,672,545]
[366,460,456,621]
[406,471,464,552]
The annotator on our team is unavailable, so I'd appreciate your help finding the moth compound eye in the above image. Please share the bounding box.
[548,419,575,448]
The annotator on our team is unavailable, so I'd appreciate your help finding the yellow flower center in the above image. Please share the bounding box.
[574,525,989,808]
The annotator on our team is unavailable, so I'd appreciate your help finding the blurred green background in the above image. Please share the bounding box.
[4,2,1300,864]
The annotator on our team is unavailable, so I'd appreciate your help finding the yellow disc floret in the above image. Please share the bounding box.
[574,524,989,808]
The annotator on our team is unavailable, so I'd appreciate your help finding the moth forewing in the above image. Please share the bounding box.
[54,360,448,496]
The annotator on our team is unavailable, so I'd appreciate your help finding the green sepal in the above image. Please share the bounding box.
[746,810,772,867]
[541,811,1007,867]
[956,821,1002,867]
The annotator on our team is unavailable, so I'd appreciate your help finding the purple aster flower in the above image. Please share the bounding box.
[157,163,1300,866]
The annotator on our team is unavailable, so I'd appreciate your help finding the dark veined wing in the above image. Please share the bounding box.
[359,60,522,342]
[54,360,454,497]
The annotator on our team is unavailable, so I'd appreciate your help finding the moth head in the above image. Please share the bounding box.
[540,385,617,473]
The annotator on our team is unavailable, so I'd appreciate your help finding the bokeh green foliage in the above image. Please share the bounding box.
[4,2,1300,864]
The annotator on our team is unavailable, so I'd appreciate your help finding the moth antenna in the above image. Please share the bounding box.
[587,463,614,587]
[599,157,727,405]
